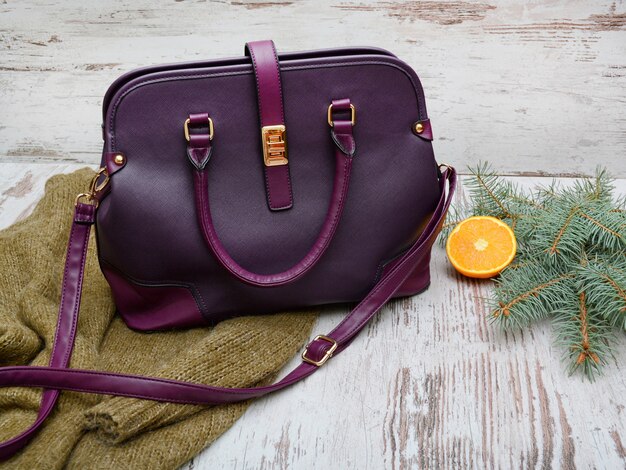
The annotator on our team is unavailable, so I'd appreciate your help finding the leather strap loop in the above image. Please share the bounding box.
[0,167,456,461]
[245,40,294,211]
[186,112,213,170]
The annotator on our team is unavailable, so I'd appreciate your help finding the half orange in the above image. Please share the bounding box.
[446,216,517,279]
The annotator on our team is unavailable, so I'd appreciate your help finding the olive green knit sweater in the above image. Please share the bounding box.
[0,169,317,469]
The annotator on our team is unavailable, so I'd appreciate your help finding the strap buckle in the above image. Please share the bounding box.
[301,335,338,367]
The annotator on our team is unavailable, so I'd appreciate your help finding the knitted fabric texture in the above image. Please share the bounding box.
[0,169,318,469]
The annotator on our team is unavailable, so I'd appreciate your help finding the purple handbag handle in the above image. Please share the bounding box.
[190,99,356,287]
[188,40,357,287]
[0,165,456,460]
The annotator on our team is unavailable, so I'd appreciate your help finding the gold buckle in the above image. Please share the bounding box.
[327,103,356,127]
[261,124,288,166]
[438,163,454,172]
[75,192,97,208]
[301,335,338,367]
[184,117,214,142]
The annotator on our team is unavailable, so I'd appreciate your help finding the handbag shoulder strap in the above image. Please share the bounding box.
[0,165,456,461]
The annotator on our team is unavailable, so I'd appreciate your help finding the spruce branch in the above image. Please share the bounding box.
[439,163,625,379]
[553,291,613,380]
[466,161,514,220]
[538,203,584,260]
[464,162,545,246]
[535,180,562,206]
[490,261,575,329]
[577,257,626,330]
[579,207,625,253]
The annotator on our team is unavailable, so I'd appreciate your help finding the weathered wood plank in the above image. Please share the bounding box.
[0,0,625,176]
[0,162,86,228]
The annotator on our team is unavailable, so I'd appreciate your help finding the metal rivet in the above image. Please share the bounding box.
[414,122,424,134]
[114,154,125,165]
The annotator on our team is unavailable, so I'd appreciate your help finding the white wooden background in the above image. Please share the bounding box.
[1,1,625,469]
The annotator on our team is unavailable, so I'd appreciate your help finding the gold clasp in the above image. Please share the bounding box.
[327,103,356,127]
[301,335,338,367]
[261,124,288,166]
[75,167,109,208]
[89,167,110,194]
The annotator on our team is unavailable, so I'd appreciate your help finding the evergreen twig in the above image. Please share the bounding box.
[439,162,625,380]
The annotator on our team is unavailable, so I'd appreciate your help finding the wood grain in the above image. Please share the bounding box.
[0,0,625,176]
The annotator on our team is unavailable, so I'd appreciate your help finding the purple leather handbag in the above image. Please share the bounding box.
[0,40,456,459]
